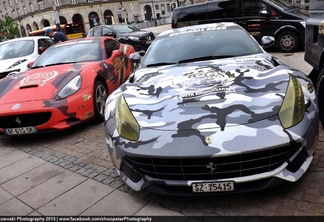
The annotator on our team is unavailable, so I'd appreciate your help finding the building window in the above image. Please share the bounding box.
[86,0,93,3]
[17,8,20,16]
[23,6,26,14]
[29,3,33,12]
[0,5,2,12]
[53,0,61,6]
[167,4,171,12]
[11,10,15,18]
[3,2,6,10]
[155,5,159,10]
[14,0,17,4]
[8,0,12,7]
[71,0,78,4]
[38,1,43,10]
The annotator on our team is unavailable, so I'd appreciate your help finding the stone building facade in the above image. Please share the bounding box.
[0,0,177,37]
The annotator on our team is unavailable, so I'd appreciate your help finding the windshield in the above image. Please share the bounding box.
[268,0,292,10]
[0,40,34,60]
[113,25,140,33]
[268,0,308,15]
[33,42,102,67]
[141,26,263,67]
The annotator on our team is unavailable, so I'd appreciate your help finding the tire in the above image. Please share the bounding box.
[93,81,108,123]
[316,68,324,126]
[276,31,300,53]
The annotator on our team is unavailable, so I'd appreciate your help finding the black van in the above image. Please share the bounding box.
[171,0,308,53]
[305,0,324,125]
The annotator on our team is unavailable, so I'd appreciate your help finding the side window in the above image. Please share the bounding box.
[102,27,114,36]
[93,28,102,36]
[207,0,237,19]
[242,0,262,16]
[46,38,55,45]
[104,39,120,58]
[177,4,207,27]
[38,39,52,48]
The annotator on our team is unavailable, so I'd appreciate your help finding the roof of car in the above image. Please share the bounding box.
[90,24,133,29]
[158,22,242,37]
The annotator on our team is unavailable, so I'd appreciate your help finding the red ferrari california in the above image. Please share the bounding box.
[0,36,136,135]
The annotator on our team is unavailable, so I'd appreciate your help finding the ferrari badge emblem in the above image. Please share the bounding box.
[15,117,21,125]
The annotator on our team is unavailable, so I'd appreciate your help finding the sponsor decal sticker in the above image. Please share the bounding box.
[17,71,58,88]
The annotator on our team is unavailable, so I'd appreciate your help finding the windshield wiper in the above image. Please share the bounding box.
[44,62,78,67]
[146,62,177,67]
[30,65,45,69]
[178,56,219,63]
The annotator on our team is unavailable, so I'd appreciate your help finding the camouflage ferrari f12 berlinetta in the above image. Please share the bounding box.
[104,23,319,195]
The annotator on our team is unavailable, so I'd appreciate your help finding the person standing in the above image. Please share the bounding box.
[44,28,68,43]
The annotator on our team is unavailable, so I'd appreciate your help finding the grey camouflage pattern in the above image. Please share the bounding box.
[104,23,319,194]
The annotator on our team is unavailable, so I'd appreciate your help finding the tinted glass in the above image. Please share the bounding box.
[141,25,263,67]
[178,4,207,24]
[0,40,35,60]
[93,29,102,36]
[105,39,120,58]
[103,27,114,36]
[268,0,308,16]
[242,0,263,16]
[38,38,54,48]
[112,25,140,33]
[207,0,237,19]
[33,41,102,67]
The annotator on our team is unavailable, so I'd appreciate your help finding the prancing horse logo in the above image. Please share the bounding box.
[15,117,21,125]
[206,162,217,173]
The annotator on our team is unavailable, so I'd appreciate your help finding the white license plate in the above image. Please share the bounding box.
[5,126,37,135]
[192,181,234,193]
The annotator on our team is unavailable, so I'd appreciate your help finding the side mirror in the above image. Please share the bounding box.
[130,52,141,63]
[106,32,116,38]
[130,52,141,71]
[261,36,275,49]
[259,10,269,16]
[38,46,46,54]
[27,61,34,69]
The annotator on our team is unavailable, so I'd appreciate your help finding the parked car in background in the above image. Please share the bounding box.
[305,0,324,126]
[87,24,155,52]
[0,36,136,136]
[104,22,318,195]
[0,36,54,79]
[171,0,308,53]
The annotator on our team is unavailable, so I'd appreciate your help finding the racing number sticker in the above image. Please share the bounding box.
[113,56,125,86]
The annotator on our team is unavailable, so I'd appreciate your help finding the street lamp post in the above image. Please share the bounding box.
[151,0,157,26]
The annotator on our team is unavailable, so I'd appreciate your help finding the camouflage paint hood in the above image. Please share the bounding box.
[123,55,290,130]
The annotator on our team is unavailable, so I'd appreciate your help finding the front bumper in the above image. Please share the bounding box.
[105,112,319,195]
[0,86,94,135]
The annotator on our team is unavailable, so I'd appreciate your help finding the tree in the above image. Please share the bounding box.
[0,15,19,41]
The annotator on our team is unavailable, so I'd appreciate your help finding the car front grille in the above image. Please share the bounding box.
[124,144,300,181]
[0,112,52,128]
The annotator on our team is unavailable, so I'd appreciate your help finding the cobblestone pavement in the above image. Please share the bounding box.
[1,51,324,217]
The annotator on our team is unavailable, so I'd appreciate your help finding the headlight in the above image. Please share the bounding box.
[56,75,82,99]
[8,59,27,69]
[279,76,305,128]
[116,94,140,141]
[129,36,139,41]
[300,21,305,27]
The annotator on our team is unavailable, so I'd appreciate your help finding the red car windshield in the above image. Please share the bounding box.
[33,42,102,67]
